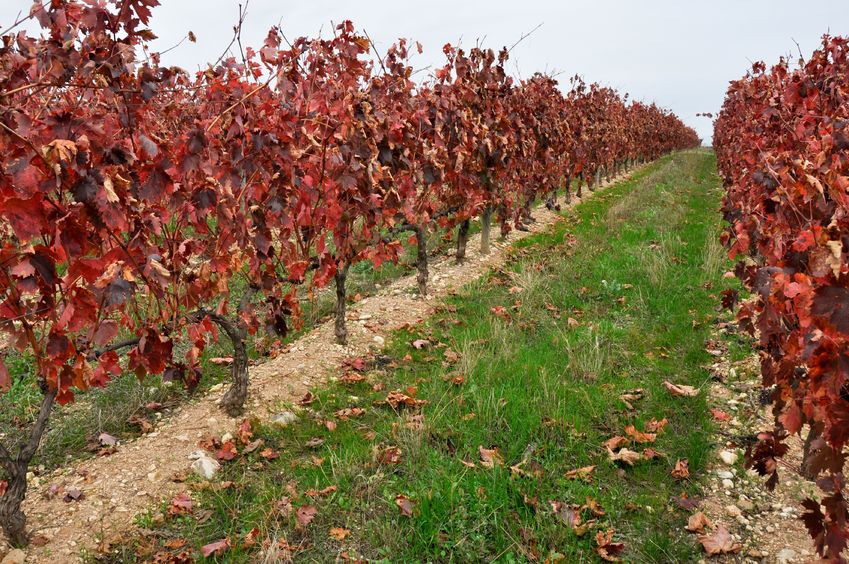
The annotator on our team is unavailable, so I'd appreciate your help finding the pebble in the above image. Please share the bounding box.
[726,504,742,517]
[0,549,25,564]
[775,548,796,564]
[373,335,385,346]
[717,470,734,480]
[270,412,298,427]
[722,478,734,489]
[719,450,738,465]
[737,496,755,512]
[190,455,220,480]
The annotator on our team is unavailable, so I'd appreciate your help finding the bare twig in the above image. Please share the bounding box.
[508,22,543,54]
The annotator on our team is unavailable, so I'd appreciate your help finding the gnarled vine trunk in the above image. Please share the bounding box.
[415,225,428,296]
[480,206,493,255]
[207,313,249,416]
[334,263,351,345]
[456,219,470,262]
[0,389,56,547]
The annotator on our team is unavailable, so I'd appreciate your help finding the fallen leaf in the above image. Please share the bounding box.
[490,306,510,320]
[63,488,85,503]
[233,529,255,550]
[641,448,664,460]
[551,500,581,529]
[644,417,668,433]
[242,438,265,454]
[329,527,350,541]
[380,446,403,465]
[565,465,595,482]
[335,407,366,419]
[607,448,641,466]
[583,496,606,517]
[168,493,193,516]
[209,357,233,365]
[595,529,625,562]
[671,458,690,479]
[260,448,279,460]
[603,436,629,451]
[663,381,699,397]
[685,511,713,533]
[624,425,656,444]
[443,348,461,363]
[674,492,700,510]
[201,539,230,557]
[98,432,118,447]
[710,408,731,422]
[479,446,504,468]
[395,494,414,517]
[383,391,427,409]
[339,373,366,385]
[298,392,316,405]
[237,419,253,445]
[305,486,337,498]
[216,441,238,461]
[296,505,318,527]
[698,525,741,555]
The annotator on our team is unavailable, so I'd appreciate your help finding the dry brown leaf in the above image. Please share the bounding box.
[565,465,596,482]
[671,458,690,479]
[644,417,668,433]
[296,505,318,528]
[395,494,414,517]
[595,529,625,562]
[698,525,741,555]
[603,436,629,450]
[329,527,350,541]
[624,425,656,444]
[685,511,713,533]
[607,447,642,466]
[479,446,504,468]
[663,380,699,397]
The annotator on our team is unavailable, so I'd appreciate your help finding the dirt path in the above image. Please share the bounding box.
[0,170,640,562]
[696,322,818,564]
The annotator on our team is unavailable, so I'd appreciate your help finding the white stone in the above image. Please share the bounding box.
[190,455,220,480]
[1,549,26,564]
[719,450,738,465]
[717,470,734,480]
[775,548,796,564]
[270,411,299,427]
[722,478,734,489]
[373,335,385,346]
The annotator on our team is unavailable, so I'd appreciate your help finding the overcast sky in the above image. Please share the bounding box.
[3,1,849,143]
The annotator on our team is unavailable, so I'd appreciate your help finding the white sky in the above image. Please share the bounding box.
[3,1,849,144]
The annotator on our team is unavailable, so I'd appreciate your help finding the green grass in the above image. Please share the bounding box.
[100,150,732,563]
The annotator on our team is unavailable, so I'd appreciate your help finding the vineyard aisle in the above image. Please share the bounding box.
[3,155,643,562]
[88,149,768,563]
